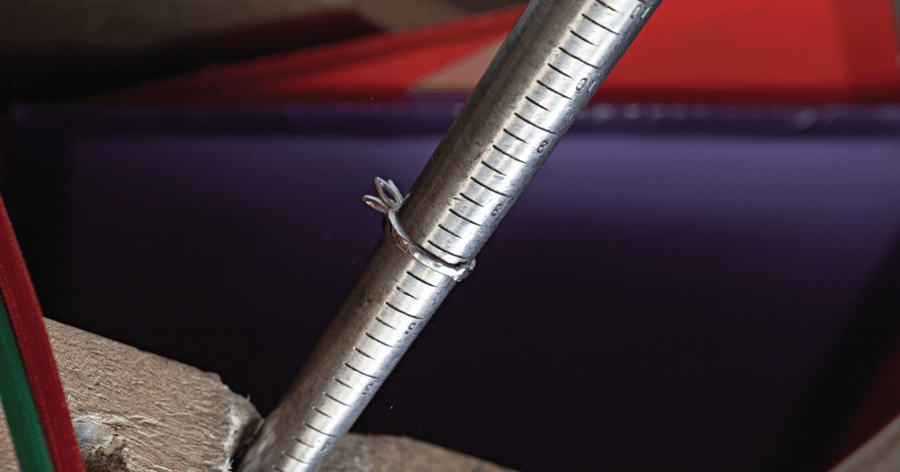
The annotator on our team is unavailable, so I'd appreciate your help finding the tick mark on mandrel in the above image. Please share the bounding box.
[364,332,395,347]
[480,160,506,175]
[406,270,436,287]
[537,79,574,99]
[375,317,397,329]
[558,48,601,70]
[438,224,462,238]
[333,378,353,390]
[344,361,380,378]
[396,285,420,298]
[514,112,556,134]
[428,240,465,259]
[491,145,526,163]
[385,302,423,320]
[502,128,528,143]
[449,208,483,227]
[312,407,332,419]
[471,177,510,197]
[325,392,350,406]
[354,347,375,359]
[460,192,485,206]
[304,422,336,437]
[581,13,619,34]
[547,63,573,78]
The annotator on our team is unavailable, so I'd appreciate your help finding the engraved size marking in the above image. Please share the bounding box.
[581,13,619,34]
[325,392,350,406]
[354,347,375,359]
[471,177,510,197]
[334,378,353,389]
[364,332,395,348]
[375,317,396,329]
[525,96,549,111]
[514,112,557,134]
[362,384,374,395]
[396,286,419,299]
[632,3,650,19]
[481,160,506,175]
[313,407,332,419]
[547,63,573,78]
[284,451,310,464]
[406,270,436,287]
[344,362,379,379]
[537,79,573,99]
[570,29,596,46]
[449,208,483,226]
[491,145,526,163]
[460,192,485,206]
[428,240,465,259]
[491,203,504,216]
[537,140,549,152]
[502,128,528,143]
[596,0,617,12]
[438,224,461,238]
[559,48,601,70]
[304,422,336,438]
[404,322,418,335]
[576,78,588,91]
[386,302,423,319]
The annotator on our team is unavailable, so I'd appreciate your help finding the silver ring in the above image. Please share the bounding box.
[363,177,475,282]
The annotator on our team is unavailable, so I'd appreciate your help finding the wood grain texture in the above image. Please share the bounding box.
[8,318,900,472]
[319,434,516,472]
[0,319,519,472]
[46,318,262,472]
[0,318,262,472]
[0,407,20,472]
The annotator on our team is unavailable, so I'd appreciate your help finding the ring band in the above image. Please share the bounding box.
[363,178,475,282]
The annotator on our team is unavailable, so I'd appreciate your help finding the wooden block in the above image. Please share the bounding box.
[0,407,17,472]
[0,319,518,472]
[0,318,262,472]
[320,434,516,472]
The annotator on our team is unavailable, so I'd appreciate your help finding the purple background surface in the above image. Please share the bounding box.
[5,104,900,471]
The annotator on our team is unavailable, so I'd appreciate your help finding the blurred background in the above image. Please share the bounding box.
[2,1,900,471]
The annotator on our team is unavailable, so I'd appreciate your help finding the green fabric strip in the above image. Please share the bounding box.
[0,295,54,472]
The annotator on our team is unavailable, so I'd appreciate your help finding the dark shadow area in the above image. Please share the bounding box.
[4,103,900,472]
[0,11,381,108]
[775,232,900,472]
[1,116,73,323]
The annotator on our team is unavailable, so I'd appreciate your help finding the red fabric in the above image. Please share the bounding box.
[0,193,86,472]
[599,0,852,103]
[93,0,900,105]
[597,0,900,103]
[94,7,519,104]
[833,0,900,102]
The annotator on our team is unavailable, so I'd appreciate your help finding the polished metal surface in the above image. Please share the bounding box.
[238,1,660,471]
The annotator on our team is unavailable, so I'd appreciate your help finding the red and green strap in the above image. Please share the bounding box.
[0,294,53,472]
[0,192,86,472]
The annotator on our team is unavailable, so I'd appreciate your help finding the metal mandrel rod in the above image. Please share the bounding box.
[238,1,661,471]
